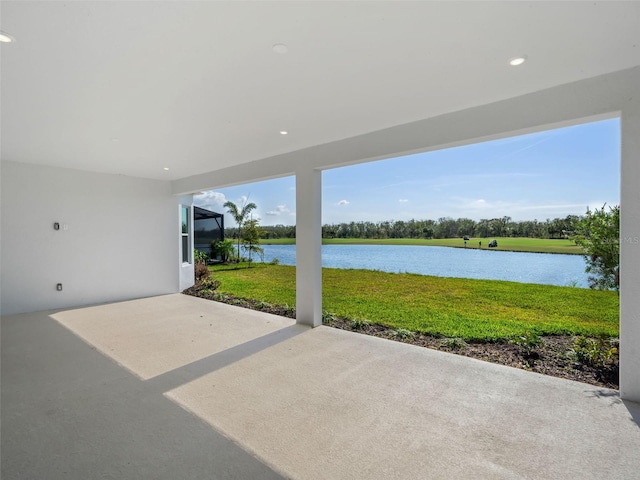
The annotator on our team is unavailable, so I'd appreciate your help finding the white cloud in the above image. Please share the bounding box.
[193,191,227,213]
[338,200,350,206]
[398,199,409,203]
[266,204,291,216]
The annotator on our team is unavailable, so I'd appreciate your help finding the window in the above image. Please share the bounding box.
[181,205,190,264]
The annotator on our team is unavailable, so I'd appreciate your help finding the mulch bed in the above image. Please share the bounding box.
[182,287,619,390]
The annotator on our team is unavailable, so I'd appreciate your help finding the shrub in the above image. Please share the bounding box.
[270,257,280,265]
[193,248,211,282]
[573,204,619,291]
[322,311,337,324]
[441,337,466,350]
[211,239,236,263]
[200,277,220,290]
[511,331,543,357]
[349,318,371,330]
[212,292,228,302]
[281,304,296,317]
[194,262,210,282]
[194,249,209,264]
[569,336,618,367]
[392,328,415,340]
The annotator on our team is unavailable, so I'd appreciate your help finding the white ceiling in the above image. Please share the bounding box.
[1,1,639,181]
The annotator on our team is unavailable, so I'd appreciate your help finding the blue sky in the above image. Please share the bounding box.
[195,118,620,226]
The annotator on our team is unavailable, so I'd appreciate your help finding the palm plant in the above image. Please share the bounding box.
[211,239,235,262]
[223,198,257,262]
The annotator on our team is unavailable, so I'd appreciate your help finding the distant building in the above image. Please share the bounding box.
[194,206,224,258]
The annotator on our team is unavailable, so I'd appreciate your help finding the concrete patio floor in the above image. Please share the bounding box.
[2,294,639,479]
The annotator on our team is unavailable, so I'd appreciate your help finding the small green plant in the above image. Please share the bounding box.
[282,304,296,316]
[200,289,214,296]
[255,301,272,310]
[392,328,415,340]
[349,318,371,330]
[569,335,618,367]
[441,337,466,350]
[200,277,220,290]
[322,311,337,324]
[270,257,280,265]
[211,292,228,302]
[511,331,543,357]
[193,249,211,282]
[194,249,209,264]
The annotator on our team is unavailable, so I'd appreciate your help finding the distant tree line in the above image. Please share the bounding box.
[225,215,582,240]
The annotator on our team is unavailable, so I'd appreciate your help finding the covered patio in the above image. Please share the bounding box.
[2,3,640,476]
[2,294,639,479]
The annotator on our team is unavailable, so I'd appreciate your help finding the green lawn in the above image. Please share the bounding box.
[210,264,618,341]
[260,237,584,255]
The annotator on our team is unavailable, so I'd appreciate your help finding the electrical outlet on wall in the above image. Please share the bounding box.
[56,283,63,291]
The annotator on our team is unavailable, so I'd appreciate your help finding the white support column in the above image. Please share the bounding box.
[295,167,322,327]
[620,102,640,402]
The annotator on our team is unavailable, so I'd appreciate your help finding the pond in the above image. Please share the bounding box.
[257,244,589,288]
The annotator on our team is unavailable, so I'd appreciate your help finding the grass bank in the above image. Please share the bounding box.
[260,237,583,255]
[210,264,618,342]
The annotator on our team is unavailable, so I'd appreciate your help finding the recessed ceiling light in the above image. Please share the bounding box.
[163,167,170,171]
[272,43,288,54]
[279,130,289,135]
[509,55,527,66]
[0,32,16,43]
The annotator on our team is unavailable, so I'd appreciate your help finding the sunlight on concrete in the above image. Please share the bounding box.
[166,325,640,480]
[52,294,295,379]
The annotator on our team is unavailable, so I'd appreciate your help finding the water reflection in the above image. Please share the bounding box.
[259,244,588,288]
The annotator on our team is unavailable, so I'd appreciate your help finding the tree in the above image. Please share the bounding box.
[242,216,264,267]
[223,198,257,262]
[574,204,619,291]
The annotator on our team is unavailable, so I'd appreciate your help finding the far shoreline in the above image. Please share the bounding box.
[258,237,584,255]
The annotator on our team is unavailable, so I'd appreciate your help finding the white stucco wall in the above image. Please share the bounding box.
[0,161,182,315]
